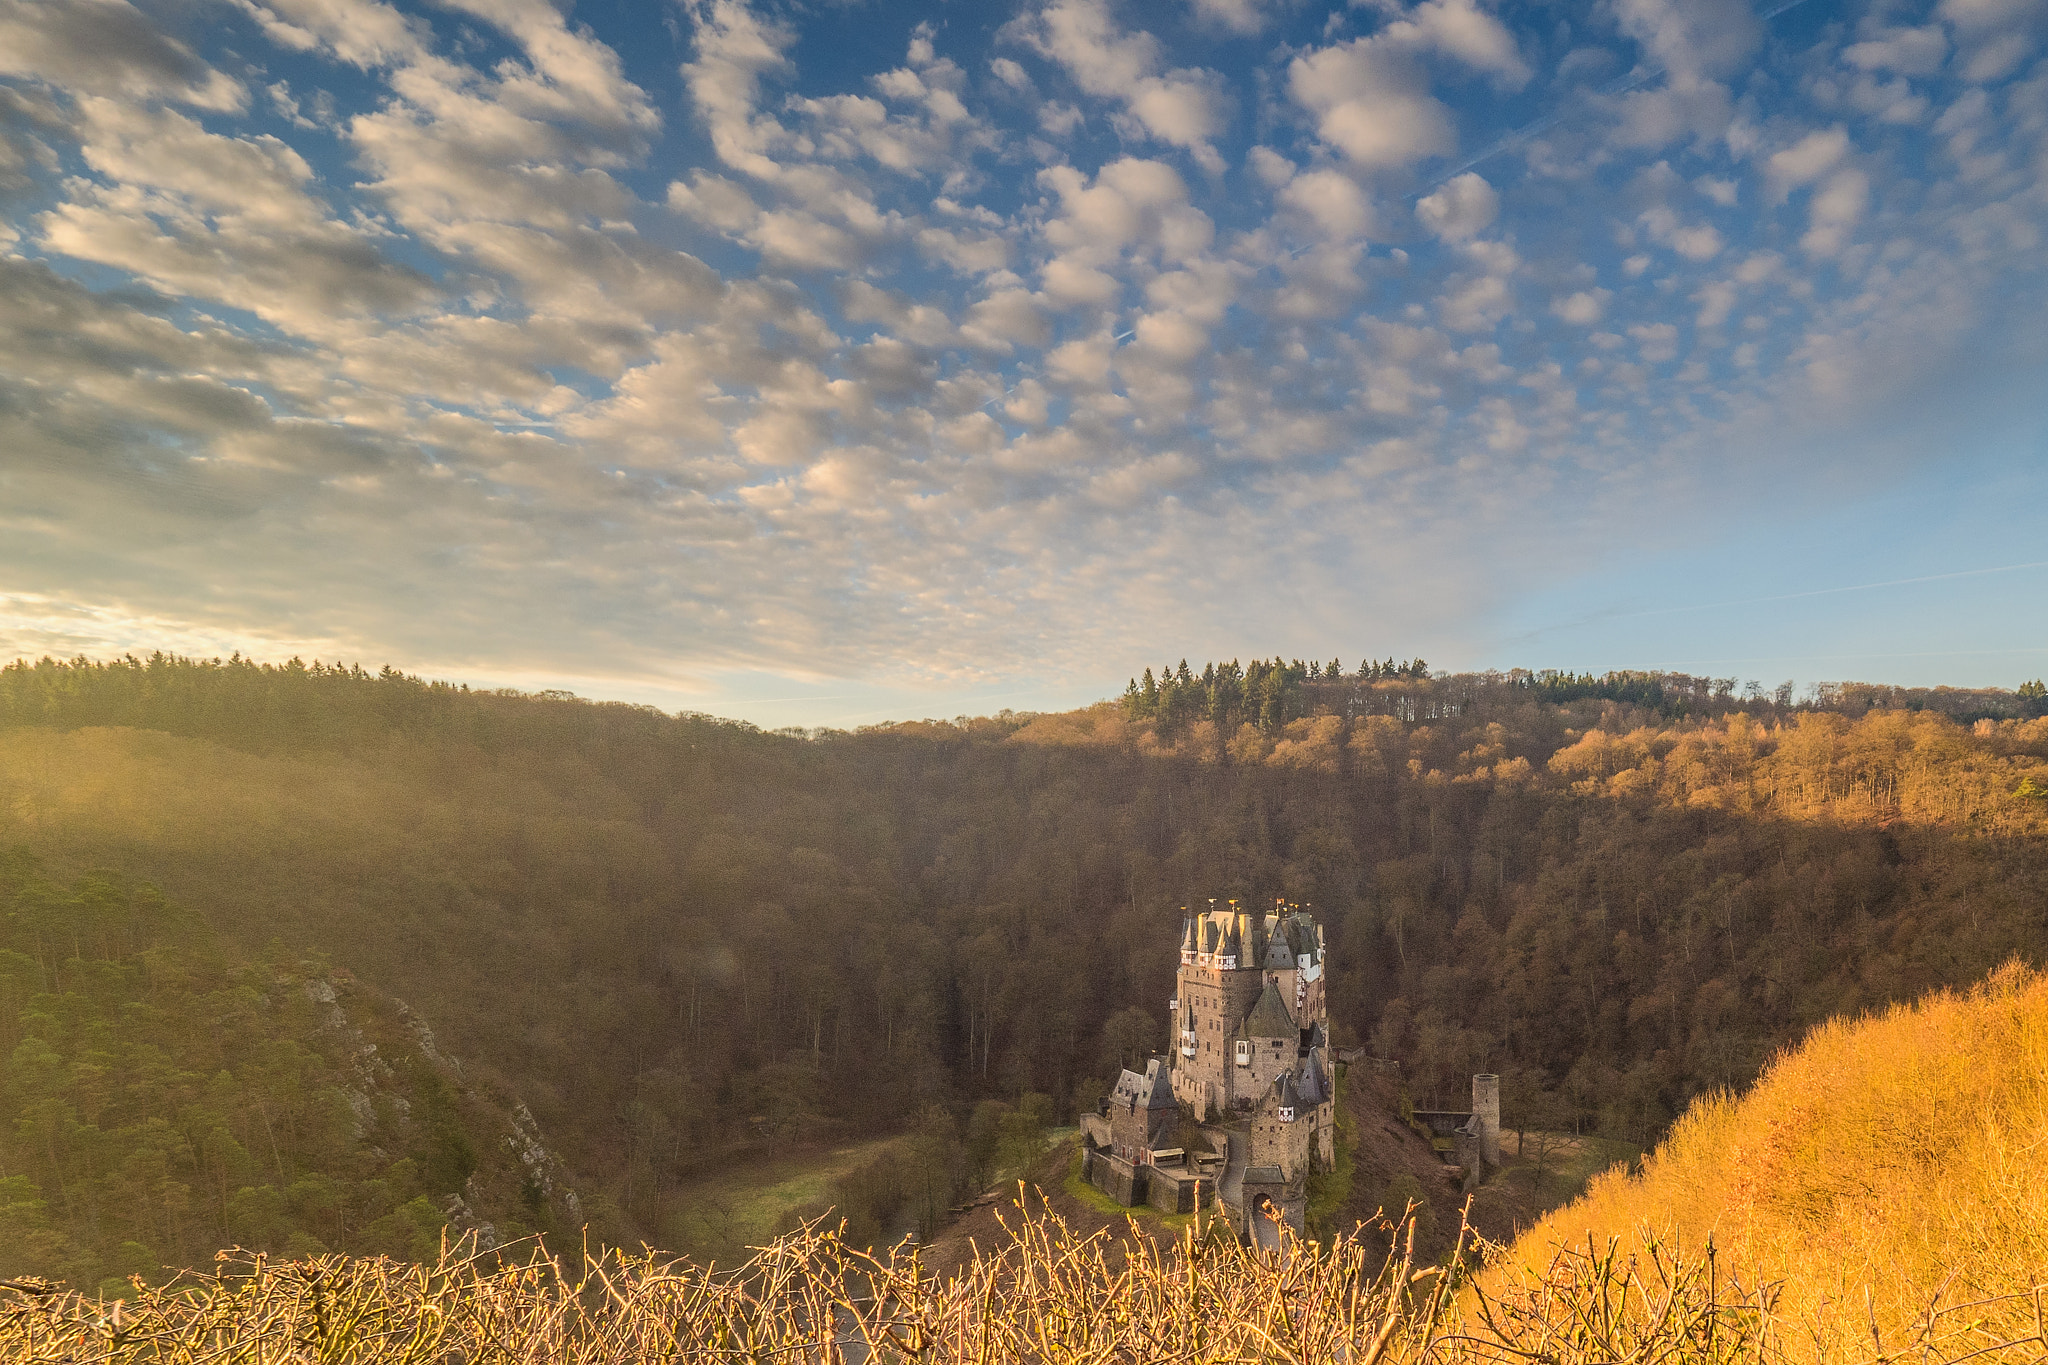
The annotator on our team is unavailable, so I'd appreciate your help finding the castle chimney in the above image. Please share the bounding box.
[1472,1074,1501,1169]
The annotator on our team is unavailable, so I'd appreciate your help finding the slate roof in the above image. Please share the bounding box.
[1280,913,1319,961]
[1263,924,1295,969]
[1295,1049,1328,1106]
[1238,980,1296,1040]
[1140,1057,1177,1109]
[1111,1067,1148,1109]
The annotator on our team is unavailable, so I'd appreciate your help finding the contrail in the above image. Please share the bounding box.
[1611,559,2048,620]
[1502,559,2048,647]
[1644,647,2048,666]
[1414,0,1821,197]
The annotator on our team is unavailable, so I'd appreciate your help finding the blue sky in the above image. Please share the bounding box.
[0,0,2043,727]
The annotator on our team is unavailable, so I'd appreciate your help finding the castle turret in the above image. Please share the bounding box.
[1263,921,1295,970]
[1275,1072,1299,1123]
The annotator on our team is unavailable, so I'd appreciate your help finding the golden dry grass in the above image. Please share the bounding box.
[1505,961,2048,1362]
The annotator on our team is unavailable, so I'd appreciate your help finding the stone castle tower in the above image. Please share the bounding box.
[1170,900,1336,1234]
[1082,898,1336,1239]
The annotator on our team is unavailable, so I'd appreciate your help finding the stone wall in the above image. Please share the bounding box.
[1087,1149,1142,1206]
[1145,1166,1214,1215]
[1247,1110,1308,1183]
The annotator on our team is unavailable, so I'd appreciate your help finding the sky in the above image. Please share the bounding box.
[0,0,2043,728]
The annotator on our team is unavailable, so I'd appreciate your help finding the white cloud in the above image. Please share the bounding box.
[1842,25,1949,76]
[1037,156,1212,296]
[1416,172,1498,240]
[1188,0,1276,34]
[681,0,794,180]
[1016,0,1231,171]
[1801,168,1869,257]
[990,56,1032,91]
[1039,102,1084,136]
[1695,176,1738,206]
[1440,272,1514,332]
[669,171,759,231]
[1551,289,1611,324]
[1611,0,1759,83]
[3,0,2047,702]
[1283,168,1373,240]
[0,0,246,109]
[1637,206,1724,260]
[1629,321,1680,362]
[1246,145,1295,187]
[235,0,426,69]
[1693,279,1737,328]
[1289,0,1528,173]
[39,99,438,337]
[1765,126,1850,203]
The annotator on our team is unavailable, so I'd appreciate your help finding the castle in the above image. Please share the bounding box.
[1081,900,1337,1242]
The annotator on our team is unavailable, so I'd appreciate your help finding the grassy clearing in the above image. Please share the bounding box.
[664,1135,907,1256]
[1496,1130,1638,1214]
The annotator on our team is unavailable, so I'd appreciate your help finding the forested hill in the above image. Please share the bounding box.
[0,854,560,1295]
[2,654,2047,1281]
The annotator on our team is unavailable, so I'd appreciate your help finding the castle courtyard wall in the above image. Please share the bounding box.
[1144,1166,1213,1215]
[1086,1149,1142,1206]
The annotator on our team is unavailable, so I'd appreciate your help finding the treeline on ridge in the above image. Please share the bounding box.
[1122,655,2048,733]
[1,653,2046,1282]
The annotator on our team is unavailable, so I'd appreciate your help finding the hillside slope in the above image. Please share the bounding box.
[1505,963,2048,1357]
[0,853,563,1293]
[5,655,2048,1267]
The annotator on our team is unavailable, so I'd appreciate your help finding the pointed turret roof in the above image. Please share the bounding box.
[1139,1057,1177,1109]
[1295,1049,1328,1106]
[1263,926,1295,969]
[1238,980,1296,1040]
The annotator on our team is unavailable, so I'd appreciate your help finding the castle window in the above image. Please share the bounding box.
[1234,1041,1251,1067]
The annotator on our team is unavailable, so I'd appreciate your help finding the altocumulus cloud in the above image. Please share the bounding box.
[0,0,2044,702]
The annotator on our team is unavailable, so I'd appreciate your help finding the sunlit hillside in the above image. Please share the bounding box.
[1505,962,2048,1359]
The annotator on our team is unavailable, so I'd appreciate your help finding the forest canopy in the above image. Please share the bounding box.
[1,652,2045,1281]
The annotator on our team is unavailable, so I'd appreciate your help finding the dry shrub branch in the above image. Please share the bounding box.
[3,1200,2042,1364]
